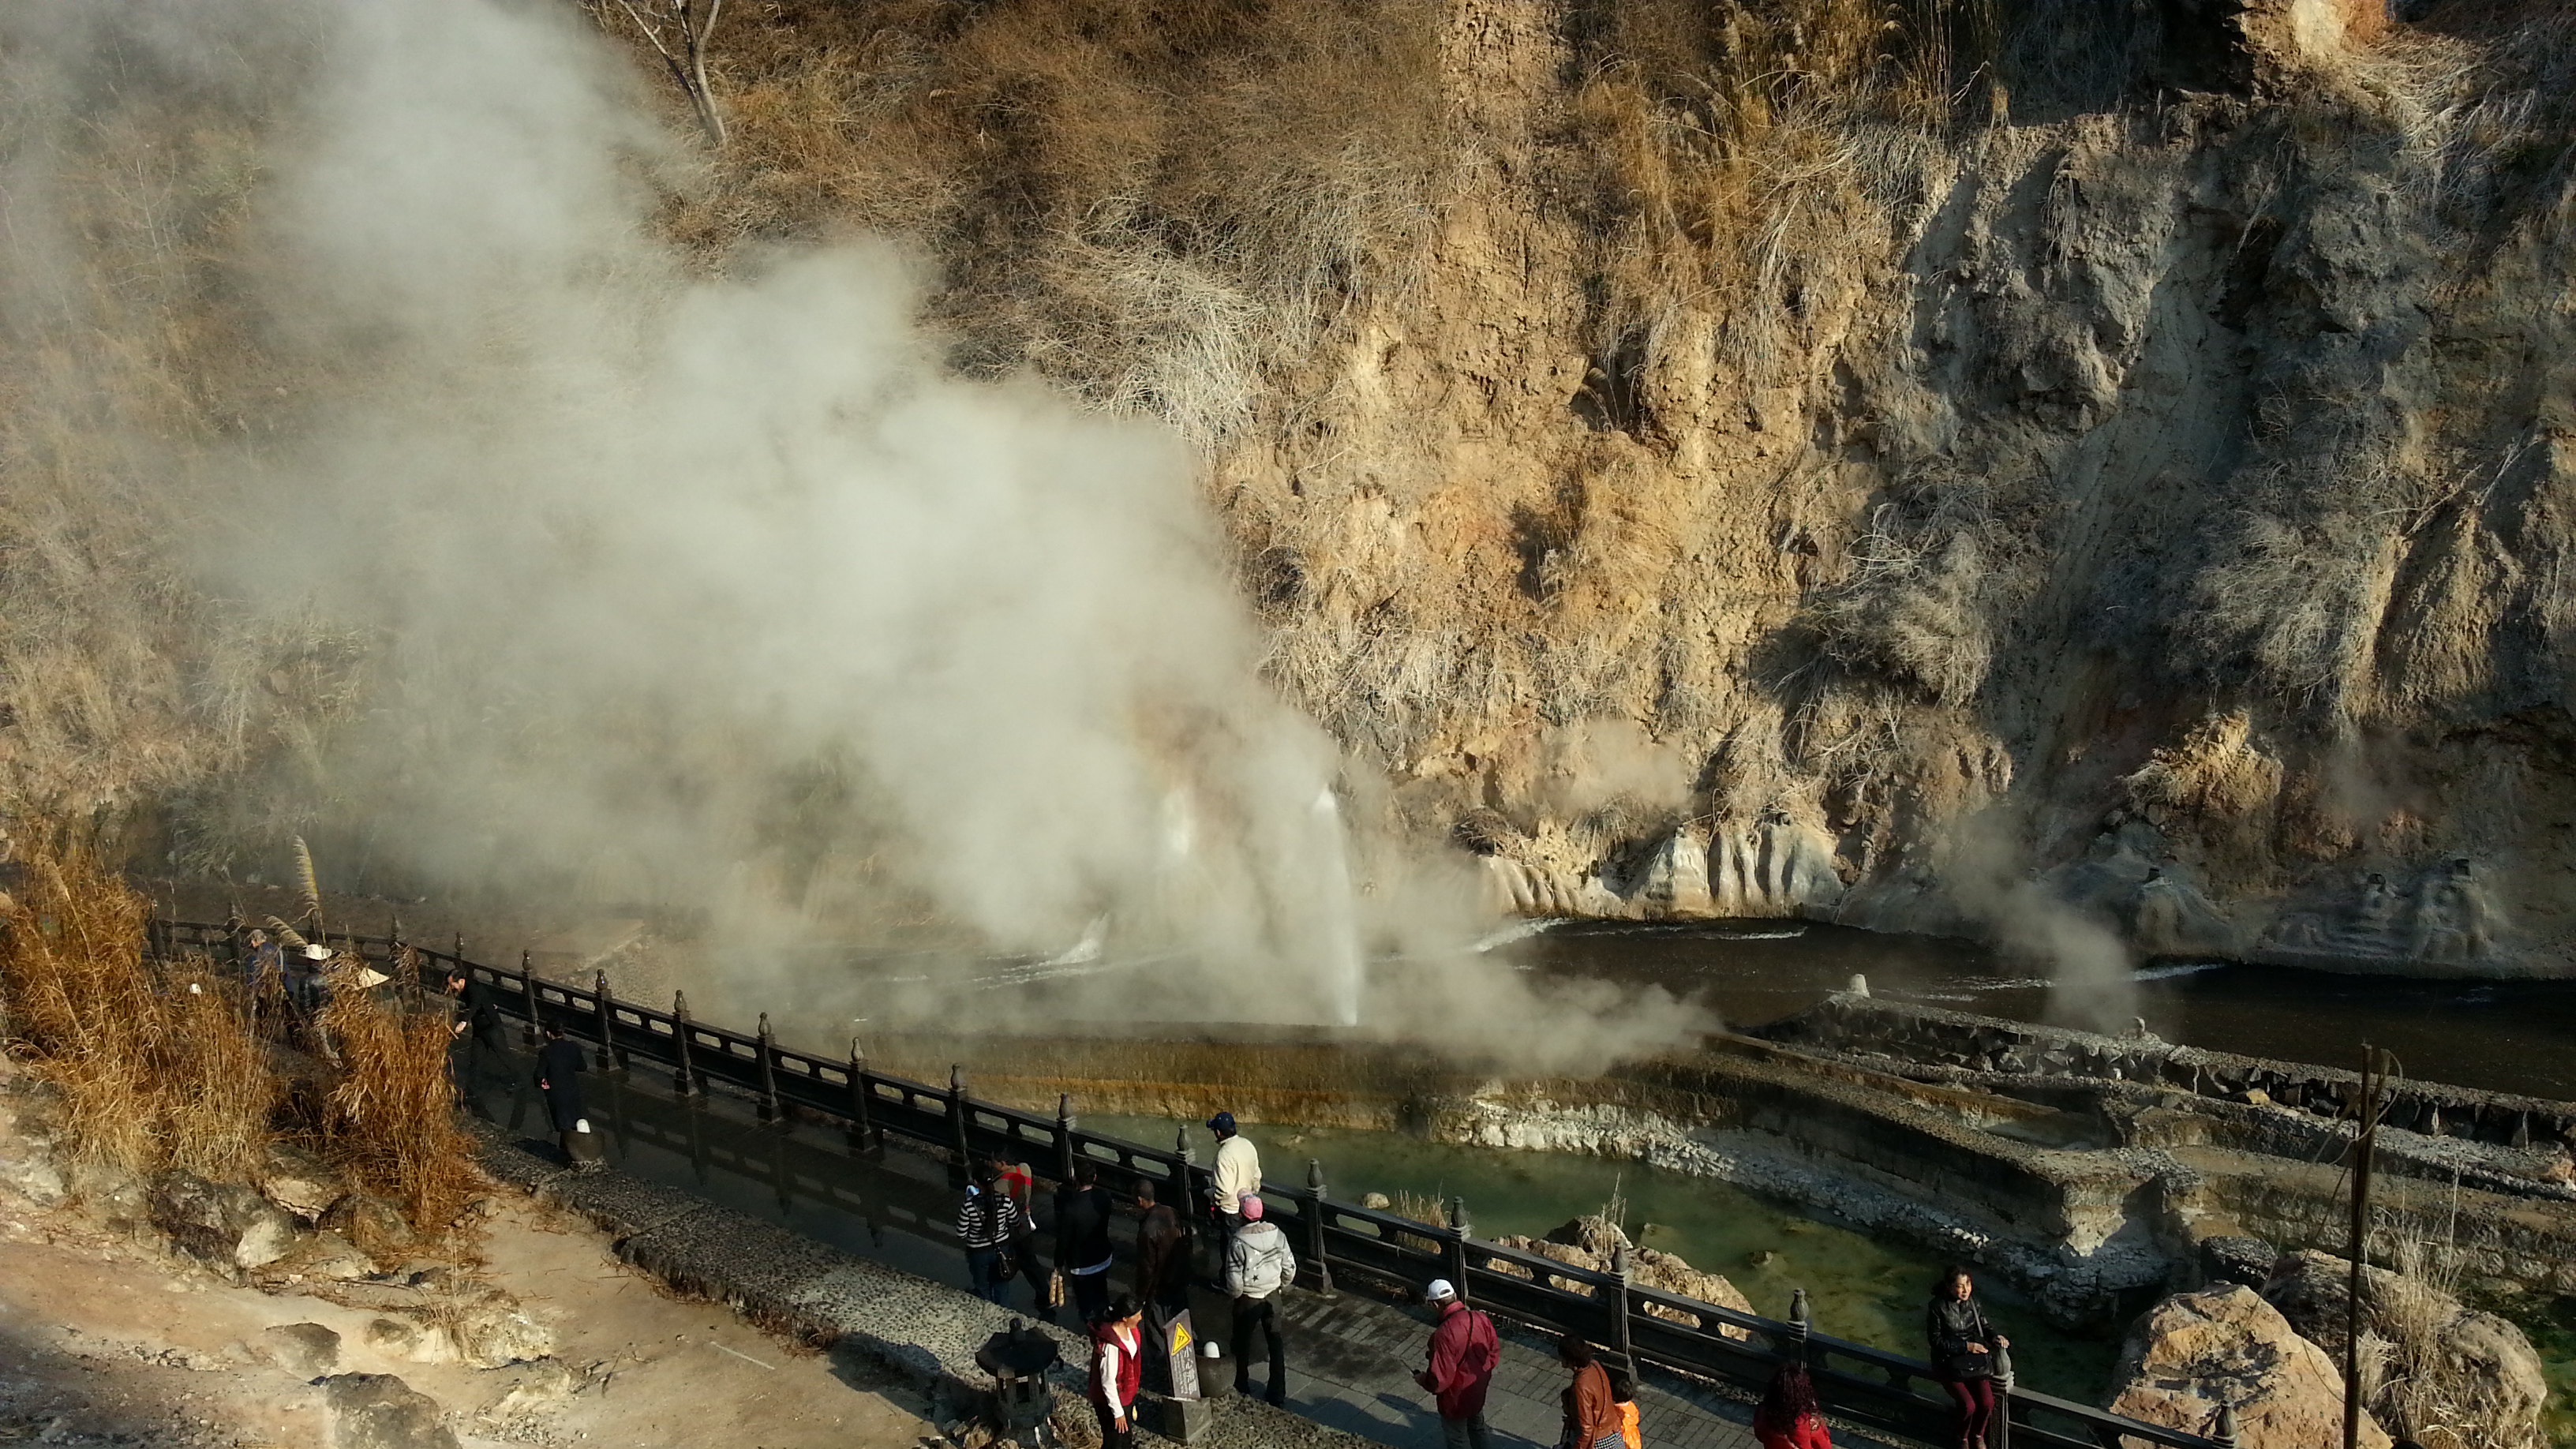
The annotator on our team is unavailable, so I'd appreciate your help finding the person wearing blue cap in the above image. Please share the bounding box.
[1205,1111,1260,1285]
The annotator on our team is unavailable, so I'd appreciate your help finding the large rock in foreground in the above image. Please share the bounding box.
[2108,1285,2389,1449]
[2260,1250,2548,1449]
[149,1170,306,1271]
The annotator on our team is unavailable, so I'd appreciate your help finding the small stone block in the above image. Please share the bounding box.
[1151,1394,1214,1443]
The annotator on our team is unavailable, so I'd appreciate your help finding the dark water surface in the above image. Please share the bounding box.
[1502,920,2576,1101]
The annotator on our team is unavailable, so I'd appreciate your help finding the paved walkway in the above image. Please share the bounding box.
[1256,1287,1777,1449]
[462,1050,1906,1449]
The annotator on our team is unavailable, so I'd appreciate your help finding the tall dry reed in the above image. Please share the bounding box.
[313,955,478,1231]
[0,833,279,1181]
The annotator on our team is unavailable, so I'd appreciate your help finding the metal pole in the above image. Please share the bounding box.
[517,949,538,1045]
[672,991,699,1097]
[594,971,621,1071]
[756,1013,782,1123]
[2344,1046,2383,1449]
[948,1065,972,1183]
[1305,1159,1335,1294]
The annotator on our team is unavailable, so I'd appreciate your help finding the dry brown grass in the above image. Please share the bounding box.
[0,829,475,1234]
[0,832,279,1181]
[313,957,479,1232]
[633,0,1452,445]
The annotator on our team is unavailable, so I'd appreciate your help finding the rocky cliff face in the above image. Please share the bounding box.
[9,0,2573,979]
[676,0,2576,974]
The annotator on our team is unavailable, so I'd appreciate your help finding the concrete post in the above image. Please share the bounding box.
[948,1065,973,1182]
[756,1013,782,1123]
[594,970,621,1072]
[672,991,699,1097]
[1304,1159,1334,1294]
[1608,1242,1633,1369]
[1445,1196,1470,1305]
[1056,1093,1079,1182]
[847,1039,879,1155]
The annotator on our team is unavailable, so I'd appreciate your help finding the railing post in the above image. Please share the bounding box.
[947,1065,972,1184]
[1055,1092,1078,1182]
[1789,1287,1811,1363]
[1174,1125,1200,1275]
[1446,1195,1471,1305]
[672,991,699,1097]
[756,1013,782,1123]
[1305,1159,1335,1295]
[846,1039,880,1155]
[517,949,538,1044]
[593,971,622,1071]
[1608,1242,1634,1369]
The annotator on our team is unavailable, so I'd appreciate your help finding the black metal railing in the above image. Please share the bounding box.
[153,919,2226,1449]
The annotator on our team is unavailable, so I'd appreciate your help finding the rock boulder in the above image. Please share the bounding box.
[2107,1284,2389,1449]
[149,1170,307,1271]
[0,1076,69,1207]
[2260,1250,2548,1449]
[318,1373,459,1449]
[262,1322,343,1376]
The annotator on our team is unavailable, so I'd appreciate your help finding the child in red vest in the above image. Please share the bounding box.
[1091,1295,1147,1449]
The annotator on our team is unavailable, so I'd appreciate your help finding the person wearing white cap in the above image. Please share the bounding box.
[1417,1279,1498,1449]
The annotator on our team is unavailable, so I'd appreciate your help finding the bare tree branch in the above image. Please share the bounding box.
[600,0,728,149]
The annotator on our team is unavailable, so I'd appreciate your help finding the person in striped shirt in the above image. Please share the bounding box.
[956,1161,1017,1305]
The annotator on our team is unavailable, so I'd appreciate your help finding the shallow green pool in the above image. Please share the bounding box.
[1088,1114,2123,1402]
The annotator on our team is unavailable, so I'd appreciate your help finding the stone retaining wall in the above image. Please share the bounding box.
[1761,996,2576,1151]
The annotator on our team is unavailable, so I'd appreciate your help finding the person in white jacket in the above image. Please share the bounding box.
[1206,1110,1260,1282]
[1223,1193,1294,1406]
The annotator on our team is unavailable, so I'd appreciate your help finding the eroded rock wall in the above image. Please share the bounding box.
[1182,0,2576,973]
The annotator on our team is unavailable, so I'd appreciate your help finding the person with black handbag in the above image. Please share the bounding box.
[1926,1267,2008,1449]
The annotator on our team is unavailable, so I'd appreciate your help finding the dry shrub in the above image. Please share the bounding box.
[314,960,478,1231]
[0,833,279,1181]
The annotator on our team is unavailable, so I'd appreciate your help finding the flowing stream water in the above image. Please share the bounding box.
[1499,920,2576,1101]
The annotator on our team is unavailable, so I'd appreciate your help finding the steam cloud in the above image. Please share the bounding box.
[6,0,1708,1062]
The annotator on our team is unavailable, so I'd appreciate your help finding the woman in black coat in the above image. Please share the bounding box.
[1926,1267,2008,1449]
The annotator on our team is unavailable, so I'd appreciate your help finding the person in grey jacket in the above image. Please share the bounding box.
[1223,1193,1294,1406]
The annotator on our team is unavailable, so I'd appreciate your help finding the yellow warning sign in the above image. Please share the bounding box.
[1170,1323,1193,1354]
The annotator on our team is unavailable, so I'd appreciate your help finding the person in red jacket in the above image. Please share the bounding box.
[1414,1279,1499,1449]
[1090,1295,1146,1449]
[1753,1362,1833,1449]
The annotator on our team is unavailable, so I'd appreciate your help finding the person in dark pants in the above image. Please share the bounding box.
[1055,1160,1118,1324]
[957,1162,1017,1306]
[1090,1295,1146,1449]
[444,970,503,1097]
[1417,1278,1497,1449]
[990,1151,1054,1324]
[1133,1181,1190,1323]
[1926,1266,2006,1449]
[533,1023,593,1166]
[1224,1193,1294,1406]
